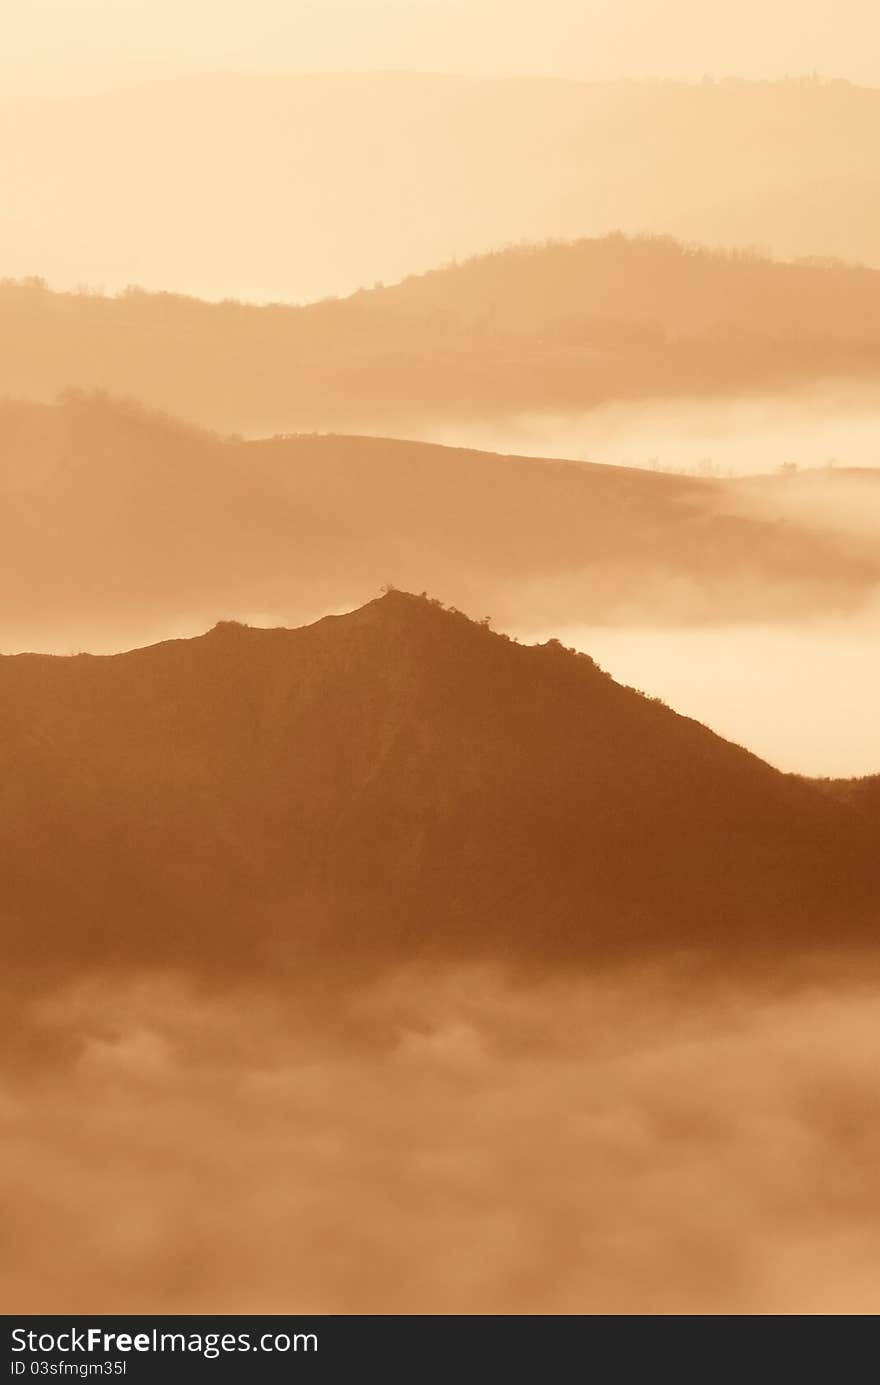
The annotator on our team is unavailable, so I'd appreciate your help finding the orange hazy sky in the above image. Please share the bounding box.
[4,0,880,94]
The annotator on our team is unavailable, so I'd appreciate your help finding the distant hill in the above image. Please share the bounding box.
[2,237,880,436]
[1,396,878,653]
[2,74,880,302]
[3,591,876,977]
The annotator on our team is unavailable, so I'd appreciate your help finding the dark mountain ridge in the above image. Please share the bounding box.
[2,592,876,977]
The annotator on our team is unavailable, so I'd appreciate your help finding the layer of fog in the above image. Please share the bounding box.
[524,617,880,778]
[405,385,880,476]
[4,962,880,1314]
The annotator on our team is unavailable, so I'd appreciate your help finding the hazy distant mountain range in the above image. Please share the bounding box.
[1,395,879,653]
[3,74,880,302]
[3,236,880,437]
[3,591,876,978]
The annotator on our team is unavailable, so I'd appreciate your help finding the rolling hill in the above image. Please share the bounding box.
[1,396,879,653]
[2,591,877,978]
[3,236,880,437]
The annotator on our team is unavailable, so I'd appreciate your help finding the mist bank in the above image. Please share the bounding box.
[5,960,880,1313]
[409,383,880,475]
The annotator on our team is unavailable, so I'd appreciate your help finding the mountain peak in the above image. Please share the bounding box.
[357,587,484,628]
[3,585,875,976]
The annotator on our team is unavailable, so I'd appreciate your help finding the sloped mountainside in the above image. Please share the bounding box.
[1,592,876,975]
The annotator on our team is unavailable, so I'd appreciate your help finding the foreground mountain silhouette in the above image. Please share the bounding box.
[3,592,876,975]
[3,236,880,436]
[2,395,879,652]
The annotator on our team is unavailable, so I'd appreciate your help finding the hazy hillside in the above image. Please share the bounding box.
[370,235,880,338]
[3,236,880,440]
[3,591,877,979]
[2,395,879,653]
[3,74,880,302]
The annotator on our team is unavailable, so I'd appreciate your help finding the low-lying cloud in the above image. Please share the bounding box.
[4,960,880,1314]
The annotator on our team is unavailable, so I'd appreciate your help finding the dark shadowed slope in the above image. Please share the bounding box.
[3,237,880,436]
[3,74,880,302]
[821,775,880,812]
[2,396,879,653]
[2,592,876,977]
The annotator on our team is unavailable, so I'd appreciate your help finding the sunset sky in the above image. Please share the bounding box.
[4,0,880,94]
